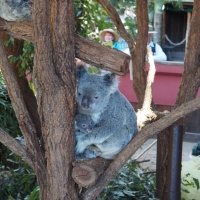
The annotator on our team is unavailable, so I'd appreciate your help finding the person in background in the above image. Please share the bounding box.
[148,31,167,62]
[99,29,121,50]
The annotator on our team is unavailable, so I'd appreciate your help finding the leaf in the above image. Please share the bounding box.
[123,190,136,197]
[181,188,190,193]
[8,196,15,200]
[193,178,200,190]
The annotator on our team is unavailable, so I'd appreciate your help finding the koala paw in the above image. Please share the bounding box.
[76,141,86,154]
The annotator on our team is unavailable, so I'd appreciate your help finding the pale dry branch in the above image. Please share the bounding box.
[143,46,156,110]
[137,46,157,130]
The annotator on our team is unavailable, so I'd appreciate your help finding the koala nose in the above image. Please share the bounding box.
[81,97,90,110]
[87,125,93,133]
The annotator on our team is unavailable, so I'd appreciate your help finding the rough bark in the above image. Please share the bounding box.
[0,18,130,76]
[133,0,149,105]
[175,0,200,109]
[72,158,112,188]
[31,0,78,199]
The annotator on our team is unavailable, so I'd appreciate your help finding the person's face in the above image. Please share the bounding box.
[104,32,114,42]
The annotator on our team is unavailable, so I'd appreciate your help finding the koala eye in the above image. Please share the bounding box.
[78,92,81,96]
[94,95,99,99]
[82,124,86,128]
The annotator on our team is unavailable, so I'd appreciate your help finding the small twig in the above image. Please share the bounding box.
[140,171,156,175]
[136,159,150,164]
[135,139,157,160]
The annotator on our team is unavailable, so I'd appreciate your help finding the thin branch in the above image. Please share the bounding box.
[0,36,44,170]
[82,97,200,200]
[137,46,157,130]
[143,46,156,110]
[0,128,31,164]
[0,18,33,42]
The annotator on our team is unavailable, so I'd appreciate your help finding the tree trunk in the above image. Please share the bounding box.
[30,0,79,199]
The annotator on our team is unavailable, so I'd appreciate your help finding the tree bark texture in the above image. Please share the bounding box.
[132,0,149,106]
[31,0,78,199]
[175,0,200,110]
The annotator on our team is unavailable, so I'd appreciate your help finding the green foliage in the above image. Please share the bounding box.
[181,173,200,194]
[17,41,34,77]
[4,39,34,78]
[4,37,14,49]
[123,17,137,40]
[97,160,157,200]
[0,156,39,200]
[110,0,137,39]
[110,0,136,15]
[75,0,113,42]
[87,66,102,74]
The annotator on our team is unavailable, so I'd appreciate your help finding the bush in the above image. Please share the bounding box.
[97,160,157,200]
[0,159,39,200]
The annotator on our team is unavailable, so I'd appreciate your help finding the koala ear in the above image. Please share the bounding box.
[103,73,116,86]
[76,66,87,79]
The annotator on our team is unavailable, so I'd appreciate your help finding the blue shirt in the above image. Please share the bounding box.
[113,42,121,51]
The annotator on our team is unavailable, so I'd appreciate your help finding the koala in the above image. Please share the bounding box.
[75,66,138,159]
[74,113,102,159]
[0,0,32,22]
[74,113,94,134]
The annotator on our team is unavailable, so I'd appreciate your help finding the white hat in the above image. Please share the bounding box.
[99,29,120,42]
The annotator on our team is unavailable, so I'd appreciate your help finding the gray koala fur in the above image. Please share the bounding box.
[0,0,31,22]
[76,66,138,159]
[74,113,102,159]
[74,113,94,134]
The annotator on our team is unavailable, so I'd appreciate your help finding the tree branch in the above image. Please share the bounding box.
[82,97,200,200]
[0,36,45,171]
[0,128,32,164]
[137,47,157,130]
[0,18,130,75]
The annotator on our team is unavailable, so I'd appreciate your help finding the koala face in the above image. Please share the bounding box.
[76,67,118,113]
[74,114,93,134]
